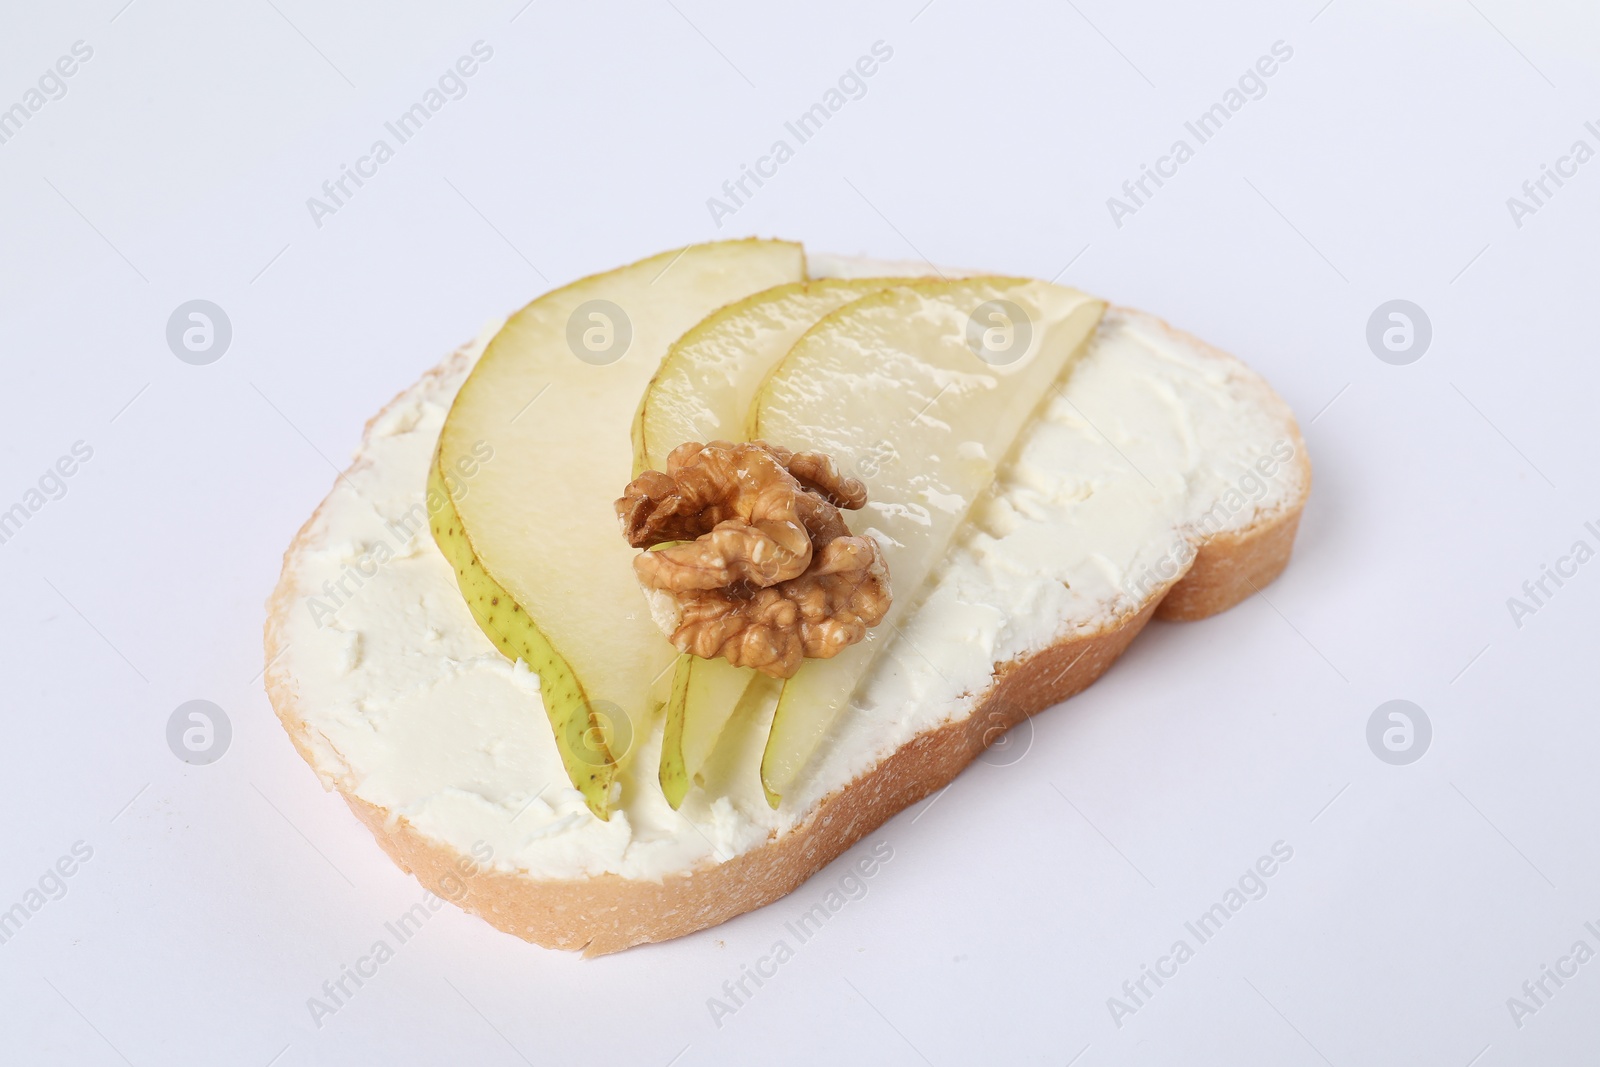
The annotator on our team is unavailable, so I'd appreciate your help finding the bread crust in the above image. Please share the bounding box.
[264,309,1310,957]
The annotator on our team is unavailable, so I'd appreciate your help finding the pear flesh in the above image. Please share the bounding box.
[432,239,805,818]
[633,277,915,475]
[752,279,1107,806]
[633,277,916,807]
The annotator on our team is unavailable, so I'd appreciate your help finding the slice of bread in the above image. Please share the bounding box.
[264,266,1310,957]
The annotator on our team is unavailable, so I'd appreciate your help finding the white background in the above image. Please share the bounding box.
[2,1,1597,1064]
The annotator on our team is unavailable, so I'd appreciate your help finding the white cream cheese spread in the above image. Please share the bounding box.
[272,257,1305,882]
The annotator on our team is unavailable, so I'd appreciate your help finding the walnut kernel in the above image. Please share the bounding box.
[616,441,891,678]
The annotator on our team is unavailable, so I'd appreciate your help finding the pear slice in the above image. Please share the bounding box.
[658,656,746,810]
[632,277,916,475]
[633,277,915,806]
[657,653,757,808]
[752,278,1107,805]
[433,239,804,818]
[658,654,694,808]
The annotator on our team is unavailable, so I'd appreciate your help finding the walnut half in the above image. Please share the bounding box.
[616,441,891,678]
